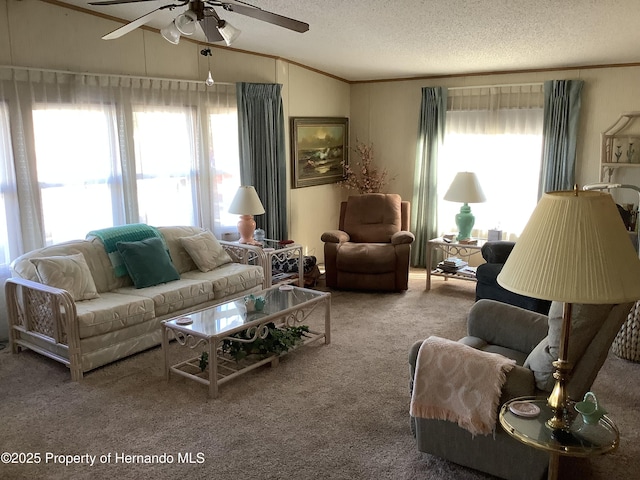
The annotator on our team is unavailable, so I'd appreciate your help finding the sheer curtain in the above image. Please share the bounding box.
[438,84,544,241]
[0,66,240,247]
[0,100,18,343]
[0,66,241,340]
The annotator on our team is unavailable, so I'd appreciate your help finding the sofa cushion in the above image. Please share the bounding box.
[116,237,181,288]
[524,302,613,391]
[179,230,233,272]
[181,263,264,299]
[30,253,100,301]
[114,278,214,317]
[75,292,155,339]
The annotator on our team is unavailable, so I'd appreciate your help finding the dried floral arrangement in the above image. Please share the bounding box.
[338,140,391,194]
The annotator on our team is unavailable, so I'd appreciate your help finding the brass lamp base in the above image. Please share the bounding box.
[546,302,574,431]
[546,359,572,430]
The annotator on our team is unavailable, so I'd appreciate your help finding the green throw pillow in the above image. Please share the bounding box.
[116,237,180,288]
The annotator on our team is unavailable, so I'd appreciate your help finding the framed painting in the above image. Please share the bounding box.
[290,117,349,188]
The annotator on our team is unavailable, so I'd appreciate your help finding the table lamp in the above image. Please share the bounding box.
[228,186,265,244]
[498,187,640,430]
[443,172,486,241]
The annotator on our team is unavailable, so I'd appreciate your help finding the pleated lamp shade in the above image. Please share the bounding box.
[498,189,640,304]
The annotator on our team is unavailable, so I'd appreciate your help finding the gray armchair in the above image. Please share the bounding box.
[409,299,633,480]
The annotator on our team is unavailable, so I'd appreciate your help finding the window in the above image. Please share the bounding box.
[0,68,240,254]
[438,85,544,241]
[209,110,241,229]
[33,105,120,244]
[133,107,197,226]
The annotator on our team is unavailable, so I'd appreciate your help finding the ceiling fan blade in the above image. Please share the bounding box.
[200,16,224,43]
[101,5,177,40]
[220,3,309,33]
[89,0,159,5]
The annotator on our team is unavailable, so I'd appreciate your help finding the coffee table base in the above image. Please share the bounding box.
[162,288,331,398]
[164,331,327,398]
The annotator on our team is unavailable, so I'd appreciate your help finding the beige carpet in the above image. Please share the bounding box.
[1,271,639,480]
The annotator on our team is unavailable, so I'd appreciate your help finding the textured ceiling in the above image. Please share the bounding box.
[56,0,640,81]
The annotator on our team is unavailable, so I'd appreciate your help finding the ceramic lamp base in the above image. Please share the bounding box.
[237,215,256,244]
[455,203,475,241]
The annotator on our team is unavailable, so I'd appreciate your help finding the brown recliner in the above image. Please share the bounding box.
[321,194,414,291]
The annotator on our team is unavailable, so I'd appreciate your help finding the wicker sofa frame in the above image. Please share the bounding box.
[5,226,264,381]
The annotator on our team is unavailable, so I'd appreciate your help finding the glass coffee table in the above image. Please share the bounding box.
[161,285,330,398]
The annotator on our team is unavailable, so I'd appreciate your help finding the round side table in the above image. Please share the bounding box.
[499,396,619,480]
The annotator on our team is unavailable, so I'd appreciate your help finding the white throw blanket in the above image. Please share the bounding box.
[410,336,516,436]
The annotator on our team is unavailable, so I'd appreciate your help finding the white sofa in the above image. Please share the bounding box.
[5,226,264,381]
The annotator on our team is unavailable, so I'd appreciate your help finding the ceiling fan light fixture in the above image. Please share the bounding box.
[161,22,181,44]
[175,10,198,36]
[217,20,241,46]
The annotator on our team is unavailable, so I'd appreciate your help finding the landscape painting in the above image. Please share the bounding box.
[291,117,349,188]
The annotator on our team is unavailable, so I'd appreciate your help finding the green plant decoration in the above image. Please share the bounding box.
[198,323,310,370]
[199,352,209,372]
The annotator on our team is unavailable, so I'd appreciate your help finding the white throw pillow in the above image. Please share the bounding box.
[179,230,233,272]
[30,253,100,301]
[524,302,613,391]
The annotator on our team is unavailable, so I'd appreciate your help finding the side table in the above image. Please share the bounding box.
[499,396,619,480]
[425,237,485,290]
[220,239,304,289]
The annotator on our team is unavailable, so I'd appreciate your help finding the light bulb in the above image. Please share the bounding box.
[205,70,214,86]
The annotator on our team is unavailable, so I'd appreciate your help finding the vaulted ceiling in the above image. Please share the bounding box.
[56,0,640,82]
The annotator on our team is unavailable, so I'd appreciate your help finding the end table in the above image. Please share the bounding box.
[220,239,304,289]
[425,237,485,290]
[499,396,619,480]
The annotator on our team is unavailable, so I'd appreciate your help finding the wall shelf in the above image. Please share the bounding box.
[601,112,640,182]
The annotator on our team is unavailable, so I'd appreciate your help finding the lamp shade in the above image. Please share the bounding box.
[443,172,487,204]
[175,10,197,36]
[160,22,181,44]
[498,190,640,304]
[228,186,265,215]
[218,20,241,46]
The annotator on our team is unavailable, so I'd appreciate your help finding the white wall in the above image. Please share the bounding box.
[286,64,350,259]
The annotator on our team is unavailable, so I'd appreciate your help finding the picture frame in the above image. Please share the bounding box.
[290,117,349,188]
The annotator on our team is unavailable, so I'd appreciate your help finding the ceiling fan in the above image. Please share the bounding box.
[88,0,309,45]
